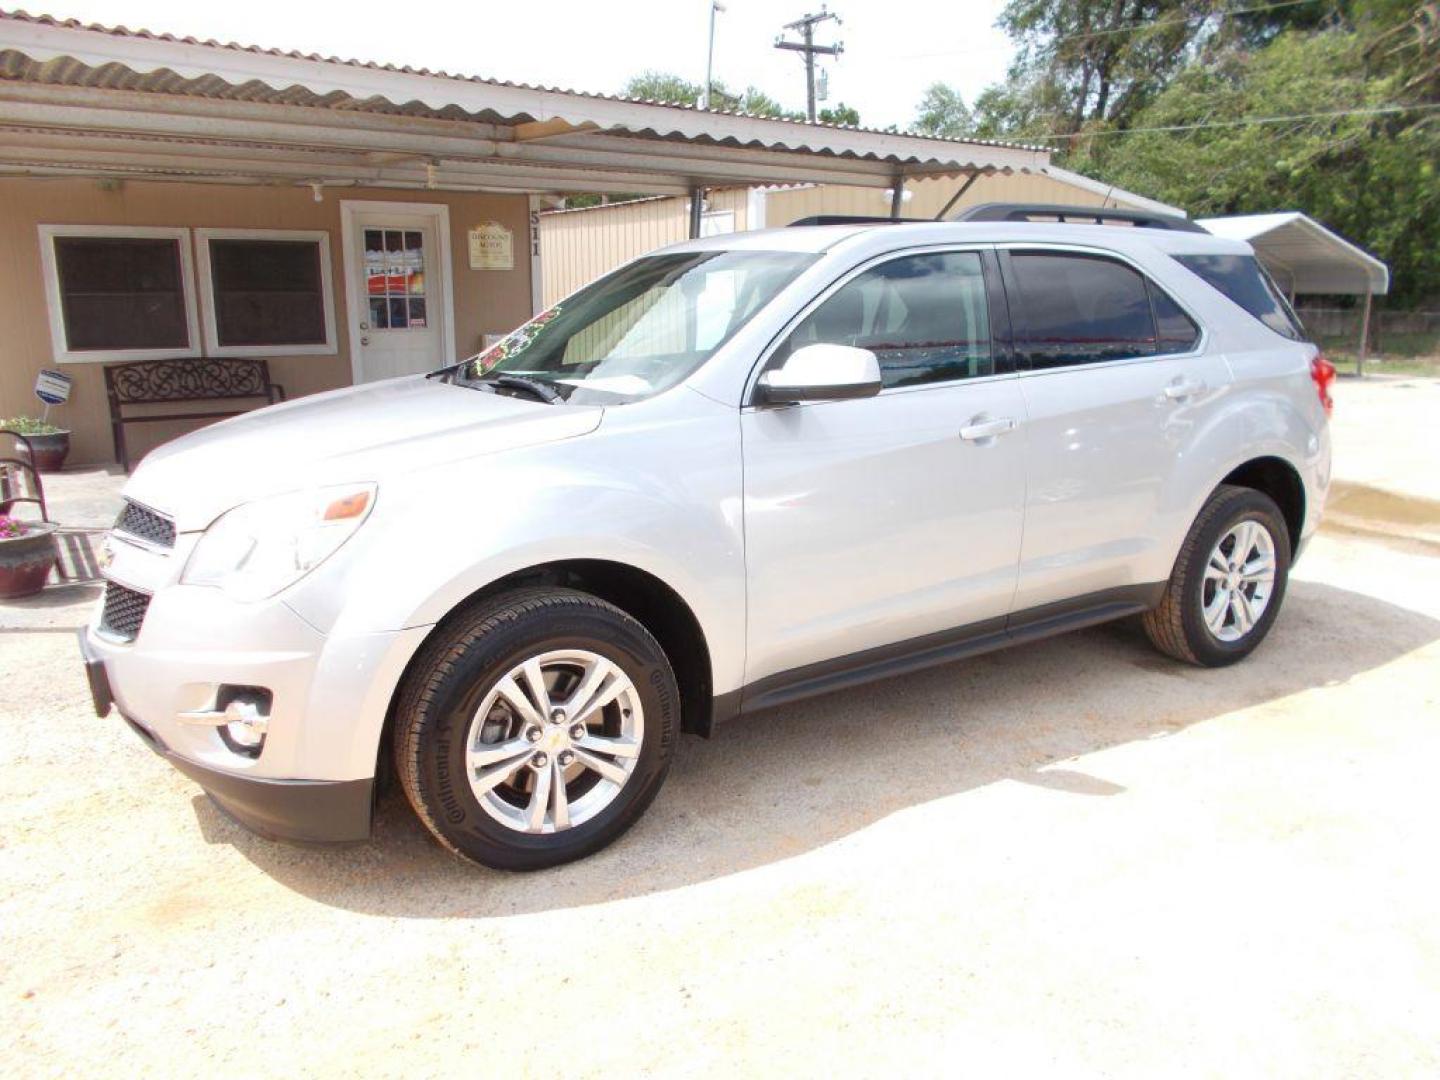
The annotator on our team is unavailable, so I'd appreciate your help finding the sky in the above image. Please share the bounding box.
[36,0,1016,131]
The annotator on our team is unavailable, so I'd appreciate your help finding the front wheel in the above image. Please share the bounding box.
[1142,485,1292,667]
[394,588,679,870]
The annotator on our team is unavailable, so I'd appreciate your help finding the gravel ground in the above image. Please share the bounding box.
[3,382,1438,1077]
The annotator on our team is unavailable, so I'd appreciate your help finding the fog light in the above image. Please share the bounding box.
[224,708,267,749]
[177,686,272,758]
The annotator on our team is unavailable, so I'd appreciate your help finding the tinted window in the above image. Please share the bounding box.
[1011,252,1156,369]
[1148,281,1201,353]
[782,251,992,388]
[54,236,189,350]
[209,239,327,347]
[1175,254,1305,341]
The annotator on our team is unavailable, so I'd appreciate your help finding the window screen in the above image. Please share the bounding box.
[1011,252,1156,369]
[1148,281,1201,353]
[1174,254,1306,341]
[782,251,992,388]
[53,236,189,351]
[208,238,327,347]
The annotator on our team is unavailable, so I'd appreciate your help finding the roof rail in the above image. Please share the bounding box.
[787,214,925,227]
[953,202,1207,233]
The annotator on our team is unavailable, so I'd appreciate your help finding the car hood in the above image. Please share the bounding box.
[122,376,603,531]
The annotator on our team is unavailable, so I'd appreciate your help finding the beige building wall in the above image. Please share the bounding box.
[0,178,534,466]
[539,173,1163,304]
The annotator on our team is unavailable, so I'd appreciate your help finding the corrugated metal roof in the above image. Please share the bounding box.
[0,9,1048,164]
[1199,213,1390,295]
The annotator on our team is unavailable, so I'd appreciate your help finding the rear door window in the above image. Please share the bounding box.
[1010,252,1157,369]
[782,250,993,388]
[1174,254,1306,341]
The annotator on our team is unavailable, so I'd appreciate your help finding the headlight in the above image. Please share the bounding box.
[182,484,376,602]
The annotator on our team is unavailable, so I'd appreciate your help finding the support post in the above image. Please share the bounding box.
[889,176,905,220]
[935,172,979,221]
[688,186,705,239]
[1356,289,1372,377]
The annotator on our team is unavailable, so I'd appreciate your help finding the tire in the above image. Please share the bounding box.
[394,587,679,870]
[1142,485,1292,667]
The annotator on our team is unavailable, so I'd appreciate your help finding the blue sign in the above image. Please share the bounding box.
[34,369,72,406]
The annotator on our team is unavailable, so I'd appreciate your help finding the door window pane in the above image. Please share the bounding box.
[208,238,326,347]
[53,236,189,350]
[1148,282,1201,353]
[782,251,993,388]
[364,226,426,327]
[1011,252,1157,369]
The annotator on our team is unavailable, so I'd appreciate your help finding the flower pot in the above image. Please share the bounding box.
[22,431,70,473]
[0,521,58,598]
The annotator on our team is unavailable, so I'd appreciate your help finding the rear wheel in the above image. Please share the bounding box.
[394,588,679,870]
[1142,485,1292,667]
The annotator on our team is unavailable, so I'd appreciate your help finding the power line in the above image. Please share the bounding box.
[1019,101,1440,141]
[888,0,1317,62]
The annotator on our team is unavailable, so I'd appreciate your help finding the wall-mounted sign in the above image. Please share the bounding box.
[34,368,72,406]
[468,221,514,270]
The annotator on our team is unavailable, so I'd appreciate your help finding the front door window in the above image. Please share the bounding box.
[363,228,427,331]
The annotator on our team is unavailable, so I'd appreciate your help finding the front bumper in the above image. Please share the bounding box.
[80,627,375,842]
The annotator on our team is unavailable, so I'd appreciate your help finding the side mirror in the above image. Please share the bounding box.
[755,343,883,405]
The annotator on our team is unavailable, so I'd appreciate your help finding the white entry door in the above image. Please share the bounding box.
[347,207,449,382]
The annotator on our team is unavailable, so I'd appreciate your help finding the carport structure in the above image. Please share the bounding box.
[0,10,1064,464]
[0,11,1048,222]
[1199,213,1391,373]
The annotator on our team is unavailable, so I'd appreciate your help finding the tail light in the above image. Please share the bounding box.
[1310,354,1336,417]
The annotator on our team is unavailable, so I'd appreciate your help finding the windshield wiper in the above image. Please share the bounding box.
[473,373,564,404]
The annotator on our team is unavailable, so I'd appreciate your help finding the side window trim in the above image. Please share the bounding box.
[997,242,1209,374]
[981,248,1015,375]
[744,243,1012,406]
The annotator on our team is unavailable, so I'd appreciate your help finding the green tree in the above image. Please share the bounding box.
[984,0,1211,136]
[911,83,972,137]
[1073,12,1439,303]
[818,102,862,126]
[623,71,704,105]
[621,72,808,120]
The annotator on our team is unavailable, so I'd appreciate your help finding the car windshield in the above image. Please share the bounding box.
[454,250,816,404]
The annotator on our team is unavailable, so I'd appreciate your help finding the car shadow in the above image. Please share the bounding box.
[197,577,1439,917]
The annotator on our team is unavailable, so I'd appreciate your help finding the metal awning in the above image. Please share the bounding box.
[0,10,1051,197]
[1198,212,1390,296]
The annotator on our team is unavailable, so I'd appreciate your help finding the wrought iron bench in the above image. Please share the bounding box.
[104,358,286,472]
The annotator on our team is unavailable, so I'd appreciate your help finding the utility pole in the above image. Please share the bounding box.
[701,1,726,111]
[774,8,843,123]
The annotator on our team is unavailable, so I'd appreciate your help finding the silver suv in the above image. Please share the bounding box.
[80,204,1334,869]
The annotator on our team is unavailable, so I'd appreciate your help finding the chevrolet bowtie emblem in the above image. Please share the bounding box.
[97,542,115,571]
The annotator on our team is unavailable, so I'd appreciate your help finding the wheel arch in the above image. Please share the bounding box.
[382,559,717,782]
[1217,455,1305,555]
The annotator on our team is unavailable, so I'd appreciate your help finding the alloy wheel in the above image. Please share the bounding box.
[1201,518,1277,643]
[464,649,643,834]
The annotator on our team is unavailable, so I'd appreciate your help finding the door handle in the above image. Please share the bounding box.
[959,416,1018,441]
[1163,379,1206,400]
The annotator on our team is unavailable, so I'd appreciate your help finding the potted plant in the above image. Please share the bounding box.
[0,515,58,599]
[2,416,70,473]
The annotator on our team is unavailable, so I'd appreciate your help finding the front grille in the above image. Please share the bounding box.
[100,581,151,641]
[114,500,176,549]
